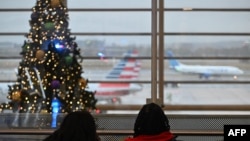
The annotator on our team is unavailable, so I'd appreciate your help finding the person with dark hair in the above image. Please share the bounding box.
[44,111,100,141]
[124,103,176,141]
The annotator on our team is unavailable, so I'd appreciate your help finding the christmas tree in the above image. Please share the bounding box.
[0,0,97,114]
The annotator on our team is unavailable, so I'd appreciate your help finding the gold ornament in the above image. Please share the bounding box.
[79,78,88,88]
[36,50,45,60]
[12,91,21,102]
[51,0,61,8]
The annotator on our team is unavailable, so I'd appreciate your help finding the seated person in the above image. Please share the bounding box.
[44,111,100,141]
[124,103,177,141]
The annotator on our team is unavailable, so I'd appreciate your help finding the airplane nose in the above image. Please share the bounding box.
[239,70,244,74]
[130,84,143,91]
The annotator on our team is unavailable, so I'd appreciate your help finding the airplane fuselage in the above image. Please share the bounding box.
[174,64,244,76]
[167,50,244,79]
[87,83,142,97]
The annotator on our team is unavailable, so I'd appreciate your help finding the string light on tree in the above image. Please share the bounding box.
[0,0,97,118]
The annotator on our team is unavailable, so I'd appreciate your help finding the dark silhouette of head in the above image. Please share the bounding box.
[44,111,99,141]
[133,103,170,137]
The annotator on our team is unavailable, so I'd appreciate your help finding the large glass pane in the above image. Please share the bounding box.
[69,12,151,33]
[164,84,250,105]
[165,36,250,57]
[164,37,250,106]
[165,0,250,8]
[165,12,250,33]
[0,0,34,8]
[0,12,30,32]
[68,0,151,8]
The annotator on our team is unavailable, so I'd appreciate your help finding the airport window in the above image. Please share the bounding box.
[0,0,250,115]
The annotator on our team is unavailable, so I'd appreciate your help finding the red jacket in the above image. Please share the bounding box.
[124,131,174,141]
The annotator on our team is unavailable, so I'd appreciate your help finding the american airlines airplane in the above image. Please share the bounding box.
[87,50,142,104]
[167,50,244,79]
[0,50,142,105]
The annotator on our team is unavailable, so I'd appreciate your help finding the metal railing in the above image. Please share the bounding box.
[3,113,249,140]
[0,128,223,136]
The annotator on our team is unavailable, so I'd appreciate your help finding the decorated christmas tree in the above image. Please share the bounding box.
[0,0,97,114]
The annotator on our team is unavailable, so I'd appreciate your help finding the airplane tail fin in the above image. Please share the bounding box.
[95,50,142,103]
[105,50,141,80]
[166,50,181,69]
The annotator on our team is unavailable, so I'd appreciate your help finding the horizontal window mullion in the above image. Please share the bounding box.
[0,32,249,36]
[166,8,250,12]
[165,32,250,36]
[1,80,250,84]
[1,8,250,12]
[98,104,250,111]
[1,56,250,60]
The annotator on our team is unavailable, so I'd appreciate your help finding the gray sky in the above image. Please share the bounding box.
[0,0,249,45]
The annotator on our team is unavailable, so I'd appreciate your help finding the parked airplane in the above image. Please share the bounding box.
[167,50,244,79]
[87,49,142,104]
[0,50,142,105]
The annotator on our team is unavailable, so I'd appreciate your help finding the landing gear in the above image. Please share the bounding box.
[111,97,121,104]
